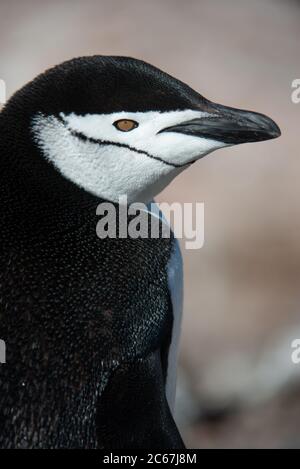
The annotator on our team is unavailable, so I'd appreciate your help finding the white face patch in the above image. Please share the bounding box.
[32,110,226,203]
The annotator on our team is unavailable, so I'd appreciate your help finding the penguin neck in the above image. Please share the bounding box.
[0,112,103,242]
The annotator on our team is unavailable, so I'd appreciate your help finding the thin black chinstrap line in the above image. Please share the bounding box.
[57,114,188,169]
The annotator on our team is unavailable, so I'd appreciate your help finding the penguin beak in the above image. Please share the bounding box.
[159,102,281,145]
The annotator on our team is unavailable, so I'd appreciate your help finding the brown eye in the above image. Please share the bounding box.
[113,119,138,132]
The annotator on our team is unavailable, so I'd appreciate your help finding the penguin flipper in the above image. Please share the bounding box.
[96,349,185,449]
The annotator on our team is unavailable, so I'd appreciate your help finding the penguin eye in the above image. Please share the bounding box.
[113,119,138,132]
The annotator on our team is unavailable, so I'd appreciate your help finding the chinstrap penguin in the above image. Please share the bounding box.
[0,56,280,449]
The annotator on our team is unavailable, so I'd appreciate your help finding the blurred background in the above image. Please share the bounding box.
[1,0,300,449]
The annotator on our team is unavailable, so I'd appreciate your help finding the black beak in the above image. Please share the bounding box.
[159,102,281,145]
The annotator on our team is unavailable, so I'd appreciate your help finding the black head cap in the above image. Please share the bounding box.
[5,56,210,120]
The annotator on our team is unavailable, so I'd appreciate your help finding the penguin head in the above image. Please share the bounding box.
[9,56,280,203]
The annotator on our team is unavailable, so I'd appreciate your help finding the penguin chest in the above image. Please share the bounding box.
[1,233,173,366]
[0,233,174,448]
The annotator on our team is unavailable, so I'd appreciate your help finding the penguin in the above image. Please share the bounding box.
[0,56,280,449]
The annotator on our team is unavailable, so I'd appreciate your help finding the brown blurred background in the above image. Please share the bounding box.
[1,0,300,448]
